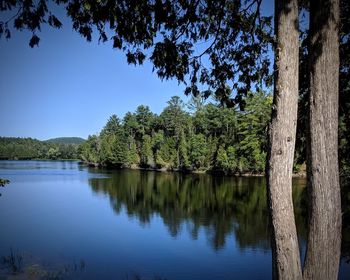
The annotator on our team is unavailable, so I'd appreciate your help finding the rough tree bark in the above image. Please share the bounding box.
[266,0,302,279]
[303,0,342,279]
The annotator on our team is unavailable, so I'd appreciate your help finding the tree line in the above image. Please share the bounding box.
[1,89,348,177]
[79,93,272,174]
[0,137,80,160]
[79,92,349,177]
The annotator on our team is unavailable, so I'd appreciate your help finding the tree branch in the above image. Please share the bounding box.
[0,6,23,25]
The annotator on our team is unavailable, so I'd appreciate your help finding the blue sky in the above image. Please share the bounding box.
[0,11,188,140]
[0,1,274,141]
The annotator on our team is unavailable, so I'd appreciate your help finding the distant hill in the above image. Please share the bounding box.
[0,137,82,160]
[45,137,85,145]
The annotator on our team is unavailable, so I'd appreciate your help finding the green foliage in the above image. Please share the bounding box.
[0,137,80,160]
[45,137,85,145]
[159,96,190,138]
[178,130,190,169]
[140,135,154,167]
[123,112,139,138]
[235,92,271,172]
[189,134,207,169]
[79,135,100,164]
[135,106,155,139]
[0,92,277,174]
[127,140,140,166]
[46,147,61,160]
[100,134,127,166]
[227,146,238,170]
[152,131,167,168]
[99,115,128,167]
[156,137,177,169]
[78,93,273,173]
[216,145,229,170]
[100,115,121,136]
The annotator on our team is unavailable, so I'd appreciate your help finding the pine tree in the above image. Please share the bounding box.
[216,145,229,171]
[189,134,207,170]
[127,140,140,166]
[178,130,190,169]
[140,135,154,167]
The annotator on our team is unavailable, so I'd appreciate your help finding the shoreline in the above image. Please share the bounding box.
[0,159,307,178]
[80,161,307,178]
[0,159,308,178]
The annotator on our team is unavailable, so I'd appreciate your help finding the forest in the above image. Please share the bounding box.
[79,92,272,174]
[2,92,348,177]
[0,137,82,160]
[78,92,349,176]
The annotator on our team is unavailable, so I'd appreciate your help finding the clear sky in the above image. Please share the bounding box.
[0,9,188,141]
[0,2,275,141]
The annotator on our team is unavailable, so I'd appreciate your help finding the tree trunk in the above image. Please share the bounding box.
[303,0,342,279]
[266,0,302,279]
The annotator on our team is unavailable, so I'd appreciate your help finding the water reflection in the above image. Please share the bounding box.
[88,170,308,252]
[1,161,349,279]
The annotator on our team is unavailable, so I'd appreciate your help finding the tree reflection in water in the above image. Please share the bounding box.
[88,170,309,252]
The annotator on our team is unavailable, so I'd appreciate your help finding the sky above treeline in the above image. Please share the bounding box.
[0,6,188,140]
[0,1,274,141]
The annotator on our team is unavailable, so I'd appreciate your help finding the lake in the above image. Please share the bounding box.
[0,160,349,279]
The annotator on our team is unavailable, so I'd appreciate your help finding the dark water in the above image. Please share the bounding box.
[0,161,349,279]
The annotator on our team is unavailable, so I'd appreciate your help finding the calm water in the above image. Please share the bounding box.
[0,161,349,279]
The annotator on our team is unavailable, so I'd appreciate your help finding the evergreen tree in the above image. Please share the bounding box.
[189,134,207,169]
[227,146,237,171]
[156,137,177,169]
[123,112,139,139]
[100,115,128,166]
[80,135,100,164]
[216,145,229,171]
[140,135,154,167]
[135,105,155,140]
[127,140,140,166]
[178,130,190,169]
[160,96,190,138]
